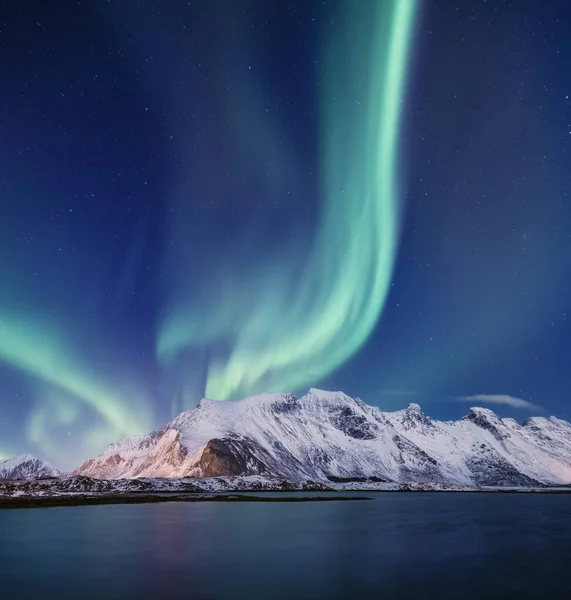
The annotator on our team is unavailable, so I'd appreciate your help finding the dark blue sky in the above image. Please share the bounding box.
[1,0,570,468]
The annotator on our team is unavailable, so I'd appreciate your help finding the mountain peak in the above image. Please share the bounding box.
[466,406,499,420]
[0,454,60,480]
[0,453,35,467]
[464,406,508,442]
[197,397,219,409]
[305,388,361,407]
[307,388,350,399]
[10,453,35,463]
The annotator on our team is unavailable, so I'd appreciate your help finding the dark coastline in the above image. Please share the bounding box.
[0,493,371,510]
[4,485,571,510]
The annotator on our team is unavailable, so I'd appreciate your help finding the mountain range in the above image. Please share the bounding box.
[67,389,571,487]
[3,389,571,488]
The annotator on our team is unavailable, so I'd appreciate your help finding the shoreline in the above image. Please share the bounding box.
[3,485,571,509]
[0,493,371,510]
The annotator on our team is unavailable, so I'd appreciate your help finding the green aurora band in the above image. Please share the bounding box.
[0,314,152,459]
[158,0,417,401]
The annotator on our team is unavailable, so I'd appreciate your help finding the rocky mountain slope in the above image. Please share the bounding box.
[0,454,60,480]
[75,389,571,487]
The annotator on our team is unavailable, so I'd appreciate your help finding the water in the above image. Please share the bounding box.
[1,492,571,599]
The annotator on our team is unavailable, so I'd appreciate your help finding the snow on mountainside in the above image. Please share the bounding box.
[75,389,571,486]
[0,454,60,480]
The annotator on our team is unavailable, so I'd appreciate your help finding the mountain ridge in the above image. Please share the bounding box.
[74,389,571,486]
[0,453,60,480]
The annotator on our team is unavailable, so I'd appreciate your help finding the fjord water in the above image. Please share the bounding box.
[1,493,571,599]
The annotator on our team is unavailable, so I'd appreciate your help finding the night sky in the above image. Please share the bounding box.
[1,0,570,470]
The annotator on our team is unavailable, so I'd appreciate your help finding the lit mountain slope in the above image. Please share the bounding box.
[75,389,571,486]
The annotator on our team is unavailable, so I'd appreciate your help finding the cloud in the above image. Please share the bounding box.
[455,394,540,411]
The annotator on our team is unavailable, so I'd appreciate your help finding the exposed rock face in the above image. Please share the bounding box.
[198,438,268,477]
[392,434,441,483]
[74,388,571,487]
[332,406,378,440]
[0,454,60,480]
[466,448,541,487]
[465,408,507,442]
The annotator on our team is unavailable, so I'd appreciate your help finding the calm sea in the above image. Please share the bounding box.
[1,492,571,599]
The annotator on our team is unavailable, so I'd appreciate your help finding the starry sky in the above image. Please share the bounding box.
[1,0,570,470]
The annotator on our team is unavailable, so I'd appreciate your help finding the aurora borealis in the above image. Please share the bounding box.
[1,0,571,469]
[158,0,416,402]
[0,315,152,459]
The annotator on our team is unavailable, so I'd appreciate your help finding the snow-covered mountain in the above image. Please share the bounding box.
[0,454,60,480]
[75,389,571,486]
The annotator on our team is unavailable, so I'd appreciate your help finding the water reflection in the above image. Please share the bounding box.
[1,493,571,599]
